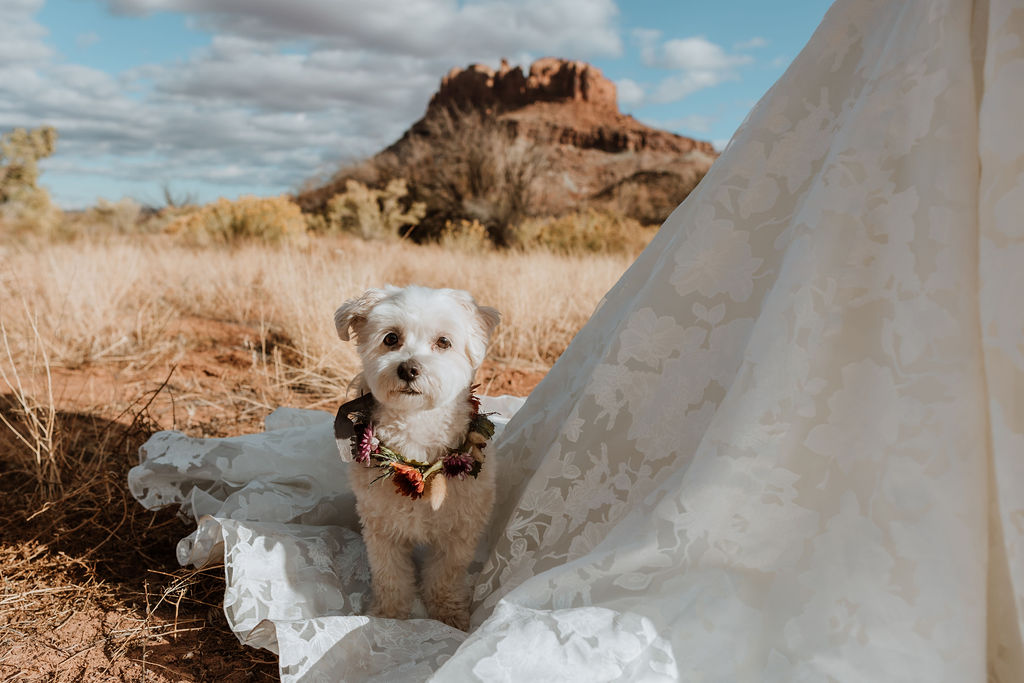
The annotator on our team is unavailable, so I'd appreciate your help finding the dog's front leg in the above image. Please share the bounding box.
[421,537,476,630]
[362,522,416,620]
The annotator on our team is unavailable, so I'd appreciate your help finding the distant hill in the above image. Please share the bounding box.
[298,57,717,228]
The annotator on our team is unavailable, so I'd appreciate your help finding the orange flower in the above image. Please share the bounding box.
[391,462,425,499]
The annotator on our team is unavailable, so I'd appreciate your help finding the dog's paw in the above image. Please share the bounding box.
[428,603,470,631]
[368,600,411,621]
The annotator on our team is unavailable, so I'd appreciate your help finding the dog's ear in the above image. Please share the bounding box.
[466,303,500,367]
[476,305,501,341]
[443,289,501,367]
[334,287,392,341]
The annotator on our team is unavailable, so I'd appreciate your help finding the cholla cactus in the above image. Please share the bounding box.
[324,178,426,240]
[0,126,61,234]
[0,126,56,202]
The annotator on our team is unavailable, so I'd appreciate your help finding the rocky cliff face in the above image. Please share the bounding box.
[415,57,715,157]
[428,58,617,115]
[300,57,717,225]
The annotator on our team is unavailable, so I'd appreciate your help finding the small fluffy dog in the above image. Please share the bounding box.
[333,285,500,630]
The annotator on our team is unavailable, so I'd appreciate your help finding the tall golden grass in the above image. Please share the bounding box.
[1,230,636,504]
[1,233,632,379]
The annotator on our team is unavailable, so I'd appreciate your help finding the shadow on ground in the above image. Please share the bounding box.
[0,393,278,682]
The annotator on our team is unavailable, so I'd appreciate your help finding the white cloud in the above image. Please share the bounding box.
[650,70,735,104]
[0,0,53,64]
[2,0,625,207]
[668,114,715,134]
[105,0,623,59]
[631,27,661,65]
[76,32,101,49]
[146,37,438,114]
[615,78,645,108]
[628,31,752,105]
[658,37,751,71]
[734,37,768,50]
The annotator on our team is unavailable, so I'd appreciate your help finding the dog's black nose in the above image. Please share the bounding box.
[397,360,421,382]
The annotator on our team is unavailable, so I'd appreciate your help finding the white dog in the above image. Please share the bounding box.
[333,285,500,630]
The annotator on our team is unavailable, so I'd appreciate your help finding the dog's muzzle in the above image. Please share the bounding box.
[397,359,422,383]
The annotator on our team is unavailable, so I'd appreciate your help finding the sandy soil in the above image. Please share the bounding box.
[0,316,543,681]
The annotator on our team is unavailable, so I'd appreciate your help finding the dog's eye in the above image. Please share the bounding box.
[383,332,400,347]
[435,336,452,350]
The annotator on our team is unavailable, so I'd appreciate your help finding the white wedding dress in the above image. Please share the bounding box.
[130,0,1024,680]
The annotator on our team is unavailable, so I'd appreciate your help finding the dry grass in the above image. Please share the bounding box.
[0,233,631,386]
[0,352,276,681]
[0,313,62,498]
[0,231,633,680]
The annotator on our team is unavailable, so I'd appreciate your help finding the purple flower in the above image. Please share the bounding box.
[352,423,378,464]
[442,451,475,479]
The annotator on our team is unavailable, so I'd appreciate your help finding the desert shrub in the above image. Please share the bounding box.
[316,178,425,240]
[81,197,144,234]
[161,183,199,209]
[515,208,655,255]
[165,195,308,246]
[375,109,547,246]
[438,218,492,252]
[593,169,706,226]
[0,126,62,235]
[56,197,148,242]
[294,158,381,214]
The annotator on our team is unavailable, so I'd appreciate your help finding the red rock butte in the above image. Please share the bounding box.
[429,57,618,114]
[299,57,718,224]
[418,57,716,157]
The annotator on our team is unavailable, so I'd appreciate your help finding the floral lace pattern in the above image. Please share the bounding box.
[130,1,1024,679]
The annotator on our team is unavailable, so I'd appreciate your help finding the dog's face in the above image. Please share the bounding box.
[335,286,500,411]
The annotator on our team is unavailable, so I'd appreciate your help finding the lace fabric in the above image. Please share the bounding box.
[130,0,1024,679]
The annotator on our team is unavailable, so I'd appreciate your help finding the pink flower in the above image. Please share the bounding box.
[352,423,378,464]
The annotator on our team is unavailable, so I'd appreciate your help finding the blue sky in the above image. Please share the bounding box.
[1,0,832,208]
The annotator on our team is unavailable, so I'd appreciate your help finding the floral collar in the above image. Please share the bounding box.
[333,390,494,509]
